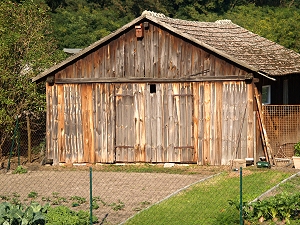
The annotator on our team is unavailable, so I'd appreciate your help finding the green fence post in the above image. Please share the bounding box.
[90,167,93,225]
[240,167,243,225]
[17,117,20,166]
[7,118,19,171]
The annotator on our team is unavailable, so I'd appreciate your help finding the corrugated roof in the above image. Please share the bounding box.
[33,11,300,82]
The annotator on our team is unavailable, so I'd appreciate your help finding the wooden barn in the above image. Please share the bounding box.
[33,11,300,166]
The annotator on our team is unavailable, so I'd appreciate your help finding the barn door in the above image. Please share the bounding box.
[168,83,195,163]
[115,84,135,162]
[114,83,195,163]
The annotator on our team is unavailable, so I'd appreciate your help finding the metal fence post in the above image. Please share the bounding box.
[90,167,93,225]
[240,167,243,225]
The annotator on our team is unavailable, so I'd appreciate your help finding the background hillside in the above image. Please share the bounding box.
[46,0,300,53]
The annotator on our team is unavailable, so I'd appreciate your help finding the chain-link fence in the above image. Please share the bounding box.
[1,163,300,224]
[0,116,300,224]
[0,113,46,168]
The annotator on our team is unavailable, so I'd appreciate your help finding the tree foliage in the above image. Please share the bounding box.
[0,0,65,152]
[48,0,300,53]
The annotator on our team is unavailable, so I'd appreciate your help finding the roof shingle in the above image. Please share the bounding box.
[145,11,300,76]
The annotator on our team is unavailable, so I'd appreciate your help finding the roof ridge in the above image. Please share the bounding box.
[143,10,236,26]
[215,19,233,24]
[142,10,166,18]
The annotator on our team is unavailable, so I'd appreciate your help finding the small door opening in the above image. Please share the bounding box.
[150,84,156,93]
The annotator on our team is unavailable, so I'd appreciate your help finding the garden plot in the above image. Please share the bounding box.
[0,168,216,224]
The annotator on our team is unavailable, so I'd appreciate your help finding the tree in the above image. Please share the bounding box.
[0,0,66,155]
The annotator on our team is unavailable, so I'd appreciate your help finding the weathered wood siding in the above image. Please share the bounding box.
[45,21,256,165]
[46,81,253,165]
[55,22,248,81]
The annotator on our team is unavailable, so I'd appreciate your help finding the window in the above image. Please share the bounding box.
[262,85,271,104]
[150,84,156,93]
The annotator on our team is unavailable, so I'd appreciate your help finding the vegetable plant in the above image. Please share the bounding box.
[0,202,49,225]
[294,142,300,156]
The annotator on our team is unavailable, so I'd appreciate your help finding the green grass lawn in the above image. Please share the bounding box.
[124,168,296,225]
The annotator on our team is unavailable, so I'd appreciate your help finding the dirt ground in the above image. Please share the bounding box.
[0,158,223,224]
[0,157,298,224]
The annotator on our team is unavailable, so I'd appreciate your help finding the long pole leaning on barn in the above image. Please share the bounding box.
[254,87,275,165]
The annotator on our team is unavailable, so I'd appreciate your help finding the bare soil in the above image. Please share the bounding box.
[0,157,298,224]
[0,158,223,224]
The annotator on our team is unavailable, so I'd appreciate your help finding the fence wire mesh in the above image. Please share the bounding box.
[0,114,300,224]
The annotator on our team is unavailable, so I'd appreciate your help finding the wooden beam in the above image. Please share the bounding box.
[55,75,252,84]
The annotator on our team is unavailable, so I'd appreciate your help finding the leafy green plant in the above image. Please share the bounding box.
[0,202,49,225]
[109,200,125,211]
[45,205,97,225]
[235,192,300,224]
[0,195,10,201]
[28,192,38,199]
[50,192,68,205]
[70,196,86,207]
[13,166,27,174]
[294,142,300,156]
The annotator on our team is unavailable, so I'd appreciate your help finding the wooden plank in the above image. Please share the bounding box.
[54,75,251,84]
[163,84,169,161]
[99,47,105,78]
[144,24,151,78]
[75,59,82,78]
[51,85,59,164]
[64,65,73,79]
[215,82,222,165]
[46,84,53,161]
[63,85,70,164]
[86,53,94,78]
[115,84,122,161]
[134,84,141,161]
[93,49,100,78]
[80,84,94,163]
[107,83,115,162]
[240,83,248,159]
[186,83,194,162]
[159,29,167,79]
[167,84,174,162]
[134,84,145,161]
[74,85,82,163]
[122,84,136,162]
[152,25,159,78]
[228,83,235,163]
[173,83,180,162]
[117,34,125,77]
[150,88,157,162]
[128,34,135,77]
[110,40,116,78]
[210,83,216,164]
[193,82,199,163]
[156,84,163,162]
[57,85,65,163]
[222,82,229,165]
[203,82,211,165]
[198,83,204,165]
[136,36,144,77]
[144,84,152,161]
